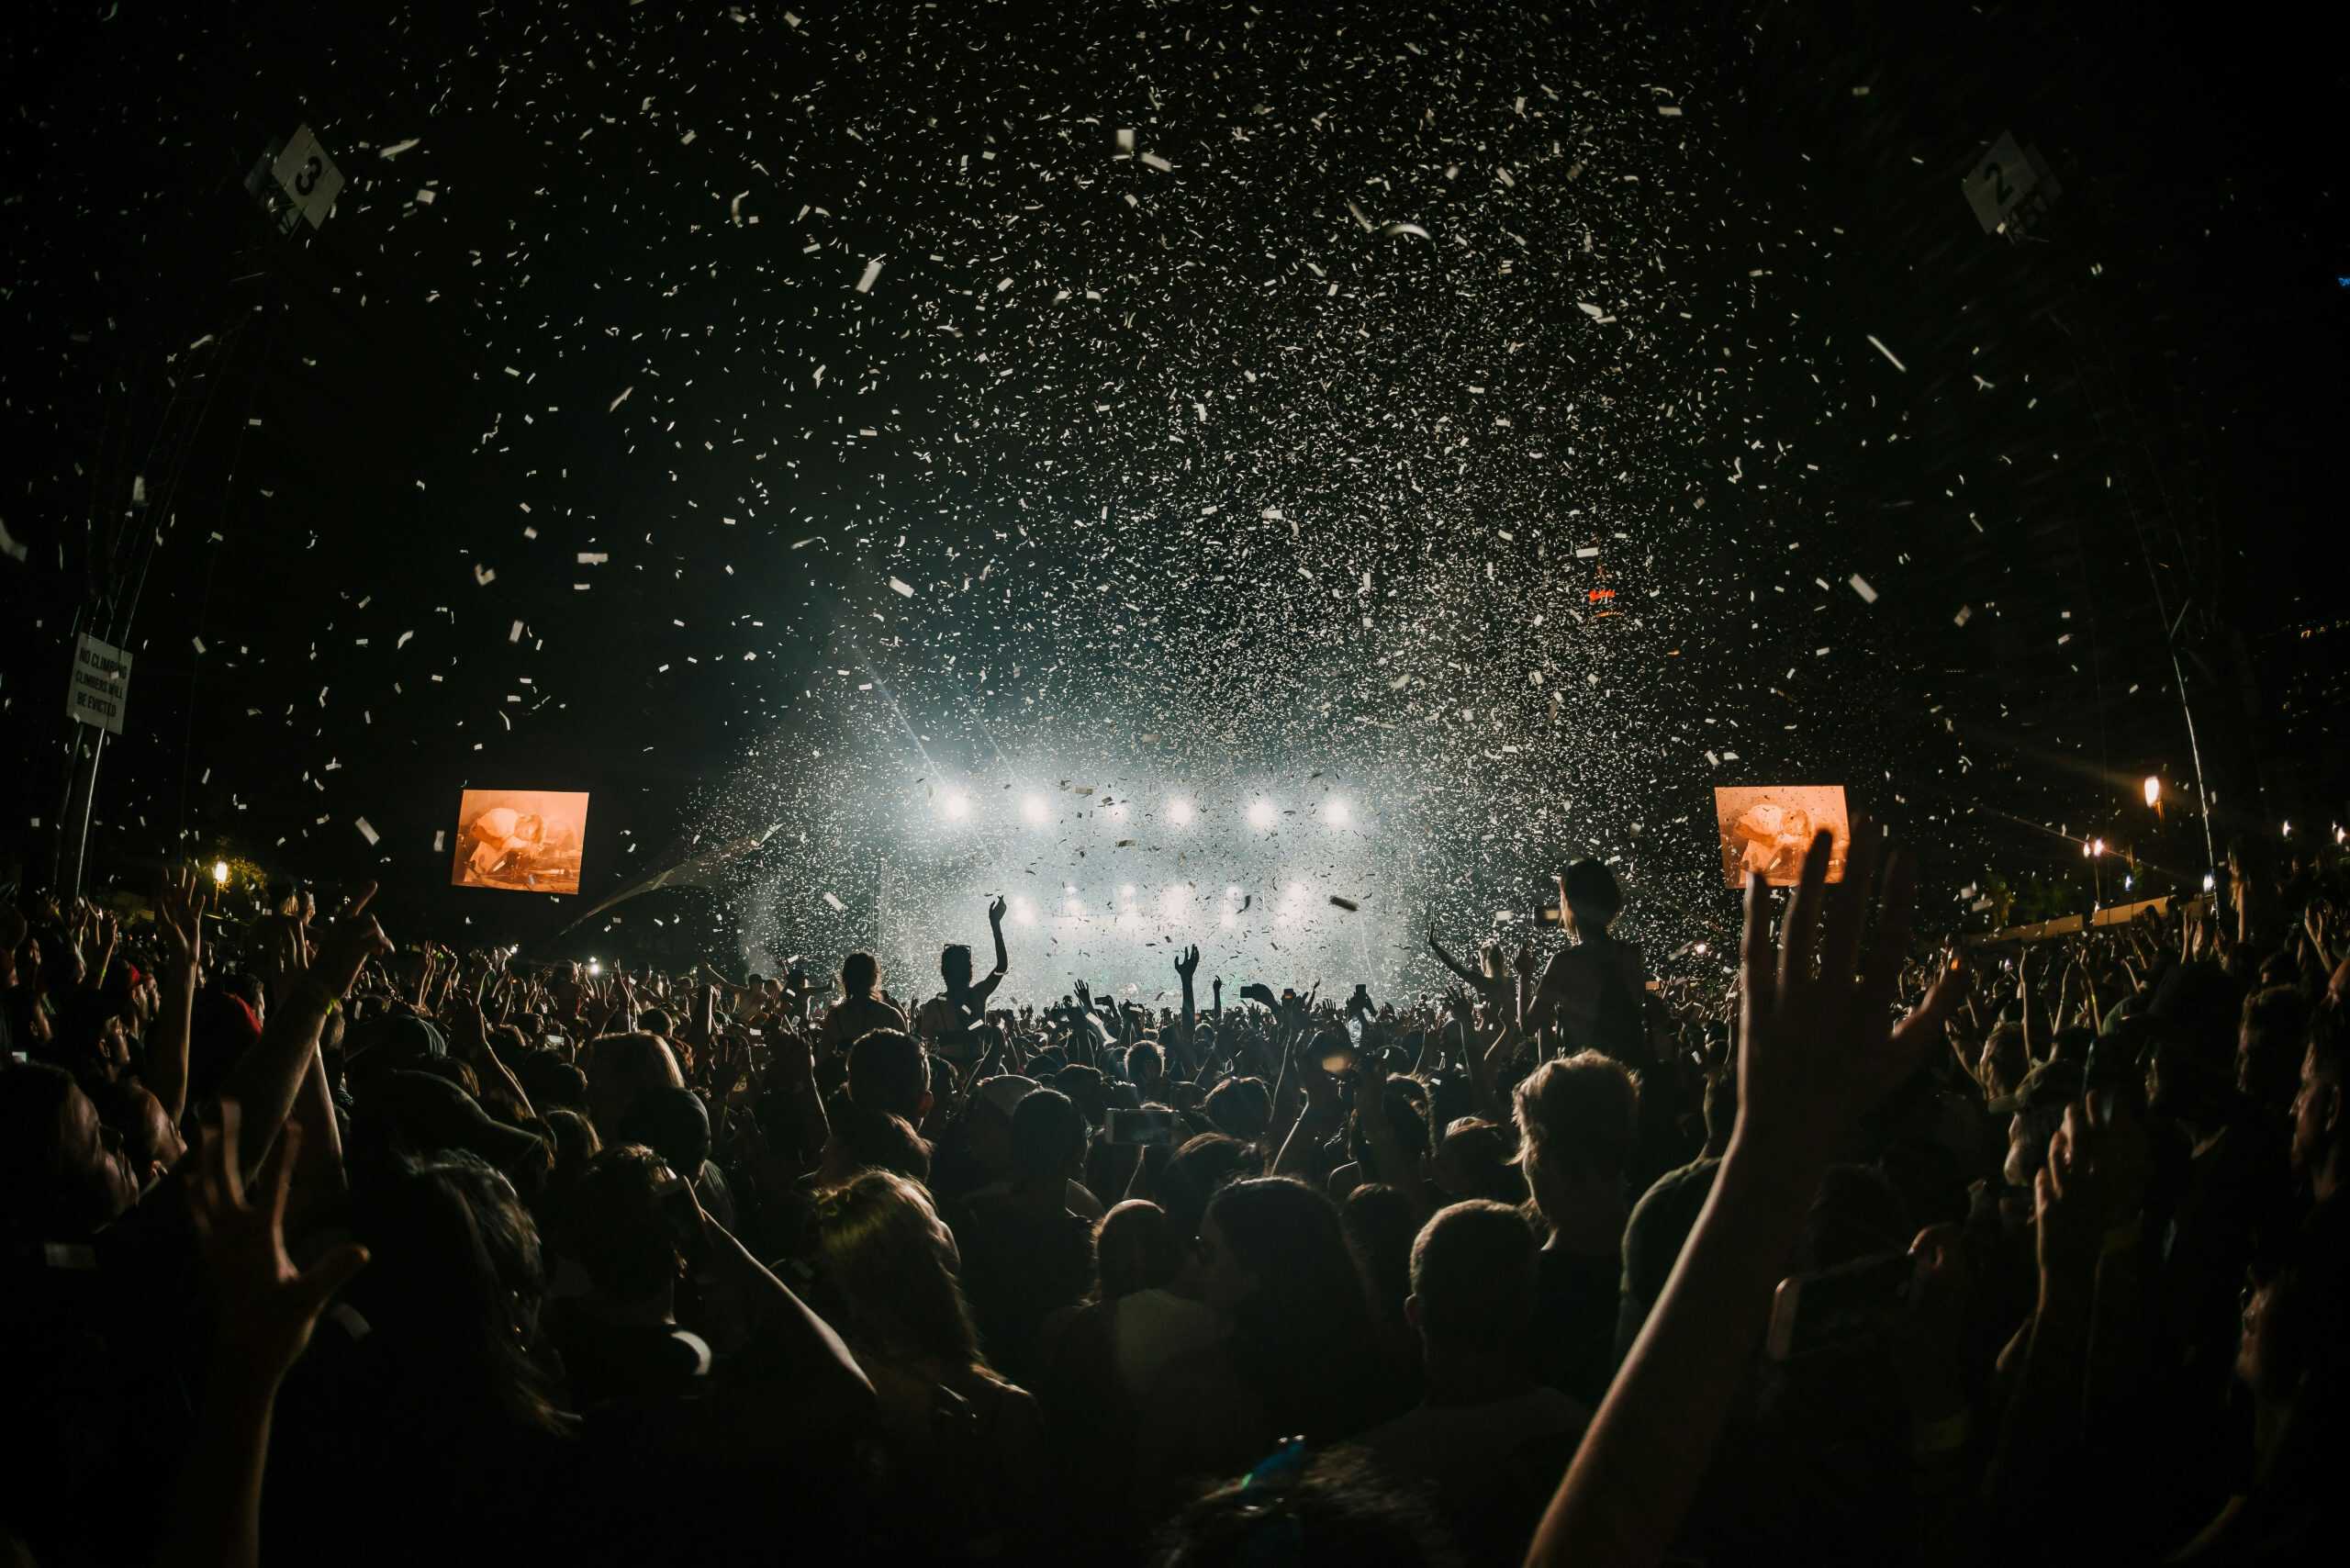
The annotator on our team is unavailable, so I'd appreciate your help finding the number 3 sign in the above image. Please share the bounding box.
[267,125,344,230]
[1963,131,2059,237]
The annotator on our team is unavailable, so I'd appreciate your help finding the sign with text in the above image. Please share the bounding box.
[67,633,132,735]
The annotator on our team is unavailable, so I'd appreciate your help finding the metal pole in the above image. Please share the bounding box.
[63,728,107,902]
[2168,643,2220,876]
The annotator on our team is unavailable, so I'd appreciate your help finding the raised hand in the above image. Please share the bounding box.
[988,894,1009,927]
[1733,823,1963,1168]
[1175,944,1201,981]
[190,1100,370,1383]
[308,884,393,998]
[157,868,207,972]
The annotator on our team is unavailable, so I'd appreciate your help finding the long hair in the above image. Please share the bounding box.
[813,1170,986,1374]
[1206,1177,1380,1435]
[348,1152,568,1437]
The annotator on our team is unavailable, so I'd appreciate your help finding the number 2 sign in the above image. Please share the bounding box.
[1962,131,2057,236]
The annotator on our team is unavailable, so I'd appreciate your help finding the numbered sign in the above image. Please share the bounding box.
[269,124,343,230]
[1962,132,2057,236]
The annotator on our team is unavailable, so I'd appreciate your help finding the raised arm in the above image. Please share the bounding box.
[220,885,391,1174]
[1525,827,1961,1568]
[151,869,207,1126]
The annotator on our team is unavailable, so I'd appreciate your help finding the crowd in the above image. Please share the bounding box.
[4,827,2346,1566]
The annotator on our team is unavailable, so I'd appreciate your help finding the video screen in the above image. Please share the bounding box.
[1715,785,1851,888]
[451,789,589,895]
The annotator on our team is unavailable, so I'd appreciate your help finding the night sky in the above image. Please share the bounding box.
[4,0,2344,981]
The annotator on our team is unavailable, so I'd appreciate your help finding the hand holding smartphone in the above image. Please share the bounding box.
[1107,1107,1177,1147]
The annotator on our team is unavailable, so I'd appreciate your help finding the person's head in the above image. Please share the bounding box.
[1198,1176,1371,1339]
[846,1029,932,1123]
[1054,1062,1109,1127]
[87,1078,186,1195]
[1977,1023,2029,1102]
[1406,1199,1541,1354]
[1561,858,1624,937]
[2236,1200,2350,1411]
[564,1144,685,1307]
[940,941,975,992]
[841,951,880,1000]
[1096,1199,1182,1300]
[820,1103,934,1186]
[1125,1041,1166,1086]
[347,1152,565,1433]
[1340,1182,1418,1331]
[1512,1051,1639,1220]
[616,1085,711,1176]
[2241,986,2311,1114]
[1998,1060,2086,1189]
[812,1170,983,1372]
[0,1063,137,1238]
[634,1007,674,1039]
[1149,1447,1460,1568]
[2290,1009,2347,1201]
[1009,1086,1087,1191]
[585,1032,683,1141]
[1348,1077,1433,1172]
[1427,1117,1526,1205]
[1156,1132,1254,1245]
[1203,1075,1272,1142]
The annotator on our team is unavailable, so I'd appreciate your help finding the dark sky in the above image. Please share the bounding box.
[3,0,2344,961]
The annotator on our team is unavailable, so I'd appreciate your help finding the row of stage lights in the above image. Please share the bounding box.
[984,878,1332,929]
[934,790,1355,832]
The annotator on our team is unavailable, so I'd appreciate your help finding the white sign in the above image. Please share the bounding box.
[1963,132,2058,236]
[270,124,343,230]
[68,633,132,735]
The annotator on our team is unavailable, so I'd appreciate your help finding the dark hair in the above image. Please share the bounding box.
[1514,1051,1639,1187]
[1348,1077,1432,1170]
[1206,1178,1381,1438]
[847,1029,930,1120]
[941,942,974,984]
[1150,1447,1461,1568]
[1096,1199,1181,1300]
[0,1063,106,1238]
[1156,1132,1253,1244]
[1205,1076,1272,1142]
[348,1152,567,1436]
[814,1170,986,1373]
[841,952,879,997]
[1125,1041,1165,1082]
[833,1103,934,1183]
[564,1144,678,1304]
[1410,1200,1540,1342]
[1011,1087,1086,1187]
[1341,1182,1418,1336]
[2241,986,2311,1111]
[1562,858,1624,930]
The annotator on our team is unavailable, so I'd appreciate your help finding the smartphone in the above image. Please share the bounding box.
[1108,1107,1177,1146]
[1765,1249,1916,1361]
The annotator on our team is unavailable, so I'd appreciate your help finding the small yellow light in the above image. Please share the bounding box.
[2143,776,2160,808]
[212,860,229,886]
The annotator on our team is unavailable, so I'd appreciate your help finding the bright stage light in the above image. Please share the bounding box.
[942,790,971,821]
[1119,883,1136,900]
[1169,798,1193,826]
[1011,896,1035,926]
[1326,799,1352,827]
[1248,800,1277,829]
[1022,794,1048,824]
[212,859,229,886]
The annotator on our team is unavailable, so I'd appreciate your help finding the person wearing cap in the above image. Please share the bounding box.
[357,1070,548,1179]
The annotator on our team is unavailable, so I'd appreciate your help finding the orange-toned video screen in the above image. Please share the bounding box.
[451,789,588,895]
[1715,785,1850,888]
